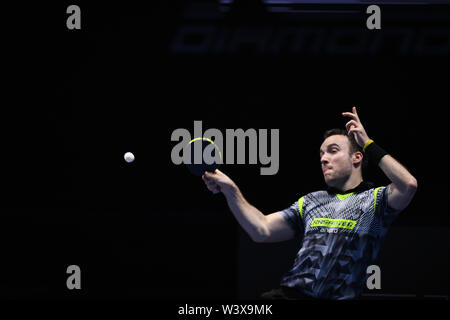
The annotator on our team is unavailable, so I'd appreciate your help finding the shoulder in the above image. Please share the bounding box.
[353,186,387,204]
[357,186,389,213]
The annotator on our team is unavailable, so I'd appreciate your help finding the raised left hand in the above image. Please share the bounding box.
[342,106,370,148]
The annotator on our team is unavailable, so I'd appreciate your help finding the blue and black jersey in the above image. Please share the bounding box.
[280,181,401,300]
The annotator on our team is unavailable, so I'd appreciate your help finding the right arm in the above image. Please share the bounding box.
[202,170,296,243]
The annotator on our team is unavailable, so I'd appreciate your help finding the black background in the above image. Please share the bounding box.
[1,0,449,309]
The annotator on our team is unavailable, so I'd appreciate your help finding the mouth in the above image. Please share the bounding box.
[323,167,332,174]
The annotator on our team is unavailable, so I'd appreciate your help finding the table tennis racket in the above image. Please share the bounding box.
[185,137,222,194]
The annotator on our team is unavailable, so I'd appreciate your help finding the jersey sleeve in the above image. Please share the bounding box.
[375,185,402,227]
[280,198,305,236]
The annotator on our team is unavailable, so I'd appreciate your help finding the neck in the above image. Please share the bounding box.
[331,173,363,193]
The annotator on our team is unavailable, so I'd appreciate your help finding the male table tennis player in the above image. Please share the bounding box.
[202,107,417,300]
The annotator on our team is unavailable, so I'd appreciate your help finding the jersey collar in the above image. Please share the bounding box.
[327,181,374,196]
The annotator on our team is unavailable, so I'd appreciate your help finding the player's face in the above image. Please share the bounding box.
[319,135,354,187]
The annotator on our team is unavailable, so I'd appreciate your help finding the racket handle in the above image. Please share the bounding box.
[212,185,221,194]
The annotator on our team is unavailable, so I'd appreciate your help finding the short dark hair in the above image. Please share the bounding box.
[323,129,368,170]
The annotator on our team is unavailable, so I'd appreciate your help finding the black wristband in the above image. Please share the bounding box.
[364,141,388,165]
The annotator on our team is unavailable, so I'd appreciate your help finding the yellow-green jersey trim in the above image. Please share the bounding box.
[336,192,354,201]
[298,196,305,219]
[374,186,383,212]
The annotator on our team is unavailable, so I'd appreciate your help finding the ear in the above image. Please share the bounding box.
[352,151,363,167]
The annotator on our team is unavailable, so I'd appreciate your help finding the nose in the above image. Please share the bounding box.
[320,154,329,166]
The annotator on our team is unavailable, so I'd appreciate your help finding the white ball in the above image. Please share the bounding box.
[124,152,135,163]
